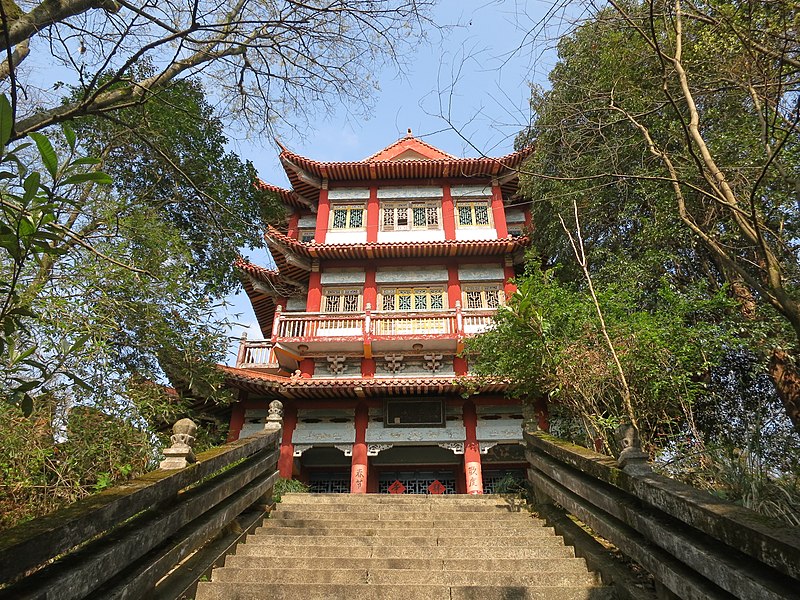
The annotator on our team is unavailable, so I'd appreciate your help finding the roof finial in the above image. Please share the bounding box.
[406,128,412,137]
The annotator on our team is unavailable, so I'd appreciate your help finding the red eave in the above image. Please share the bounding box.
[256,180,310,211]
[221,365,509,399]
[235,258,307,337]
[265,225,530,262]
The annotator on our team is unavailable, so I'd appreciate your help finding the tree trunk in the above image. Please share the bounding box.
[768,348,800,432]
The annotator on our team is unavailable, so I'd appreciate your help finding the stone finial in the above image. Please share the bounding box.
[265,400,283,431]
[160,418,198,470]
[615,423,651,475]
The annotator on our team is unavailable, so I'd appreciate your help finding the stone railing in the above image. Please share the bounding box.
[0,403,283,600]
[524,427,800,600]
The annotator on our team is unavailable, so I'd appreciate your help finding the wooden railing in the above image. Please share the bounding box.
[372,310,457,336]
[270,304,494,342]
[0,414,282,600]
[524,428,800,600]
[236,337,275,366]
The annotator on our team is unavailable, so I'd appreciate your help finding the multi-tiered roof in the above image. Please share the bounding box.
[236,134,532,339]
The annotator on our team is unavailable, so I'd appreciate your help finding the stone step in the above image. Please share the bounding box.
[273,509,532,521]
[241,534,569,548]
[195,582,613,600]
[275,500,527,513]
[224,555,591,574]
[264,516,546,527]
[194,494,612,600]
[233,543,576,559]
[210,567,600,587]
[255,525,555,537]
[279,493,520,505]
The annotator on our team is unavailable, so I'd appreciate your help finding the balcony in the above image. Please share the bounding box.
[237,304,496,367]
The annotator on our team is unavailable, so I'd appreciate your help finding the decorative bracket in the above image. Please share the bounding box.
[367,443,393,457]
[438,442,465,455]
[479,441,498,454]
[334,444,353,457]
[293,444,313,457]
[327,355,347,375]
[423,353,443,373]
[384,354,405,374]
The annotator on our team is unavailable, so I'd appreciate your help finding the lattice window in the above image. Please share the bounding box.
[308,476,351,494]
[378,474,456,494]
[382,201,440,231]
[323,288,361,312]
[380,287,445,312]
[457,201,491,227]
[330,204,365,229]
[463,285,504,309]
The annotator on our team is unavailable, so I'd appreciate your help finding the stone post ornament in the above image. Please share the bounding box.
[159,418,198,470]
[615,423,652,475]
[265,399,284,431]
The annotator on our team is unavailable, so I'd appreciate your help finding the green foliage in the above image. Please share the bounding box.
[0,95,112,414]
[0,79,277,528]
[483,0,800,523]
[468,263,737,451]
[0,400,152,529]
[273,478,310,502]
[492,472,529,499]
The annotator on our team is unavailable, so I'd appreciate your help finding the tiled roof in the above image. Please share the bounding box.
[279,145,533,204]
[221,365,509,399]
[235,258,307,337]
[256,181,309,210]
[265,225,529,261]
[363,134,457,161]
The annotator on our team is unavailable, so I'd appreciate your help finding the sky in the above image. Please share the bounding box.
[219,0,572,361]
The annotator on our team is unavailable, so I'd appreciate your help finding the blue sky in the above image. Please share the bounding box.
[224,0,564,360]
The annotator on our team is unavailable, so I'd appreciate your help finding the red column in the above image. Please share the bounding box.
[351,403,369,494]
[306,269,322,312]
[314,187,330,243]
[287,212,300,239]
[533,396,550,432]
[463,401,483,494]
[279,403,298,477]
[523,207,532,231]
[442,185,456,240]
[299,358,315,378]
[447,264,460,308]
[227,402,246,442]
[361,358,376,377]
[364,268,377,308]
[491,183,508,238]
[503,259,517,297]
[454,356,469,376]
[366,186,379,243]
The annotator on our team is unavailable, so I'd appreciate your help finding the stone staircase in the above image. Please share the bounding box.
[194,493,614,600]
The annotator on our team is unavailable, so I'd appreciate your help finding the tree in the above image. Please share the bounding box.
[466,263,737,453]
[0,0,434,138]
[513,0,800,430]
[0,80,273,528]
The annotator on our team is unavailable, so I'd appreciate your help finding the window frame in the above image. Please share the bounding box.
[322,287,362,313]
[379,286,447,312]
[456,200,493,228]
[298,228,315,243]
[381,200,441,231]
[329,203,366,230]
[462,284,505,310]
